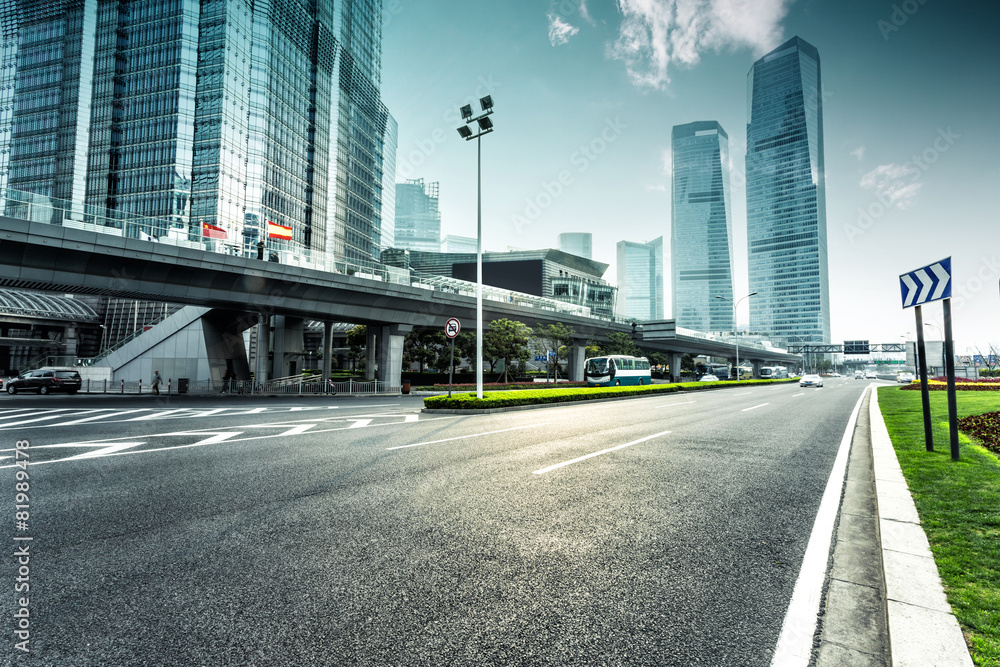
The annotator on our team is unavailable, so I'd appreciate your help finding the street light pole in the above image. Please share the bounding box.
[715,292,757,382]
[457,96,495,400]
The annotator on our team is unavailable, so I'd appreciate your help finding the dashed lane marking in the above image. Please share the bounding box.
[387,423,549,450]
[532,429,672,475]
[742,403,770,412]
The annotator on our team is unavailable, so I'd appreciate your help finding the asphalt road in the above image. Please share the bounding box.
[0,380,876,666]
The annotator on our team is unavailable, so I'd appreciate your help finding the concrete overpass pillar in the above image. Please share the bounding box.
[752,360,763,379]
[669,352,683,382]
[376,324,413,388]
[365,329,377,381]
[271,316,286,379]
[255,313,269,382]
[322,321,333,380]
[567,343,586,382]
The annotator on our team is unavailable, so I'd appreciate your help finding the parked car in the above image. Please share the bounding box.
[897,372,915,383]
[800,374,824,388]
[6,368,82,395]
[698,374,720,382]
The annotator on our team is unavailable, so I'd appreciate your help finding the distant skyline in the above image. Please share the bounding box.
[381,0,999,352]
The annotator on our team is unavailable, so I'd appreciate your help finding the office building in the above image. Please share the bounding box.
[394,179,441,253]
[557,232,592,260]
[441,235,478,253]
[389,248,617,319]
[671,121,735,332]
[0,0,395,265]
[746,36,831,344]
[616,237,664,322]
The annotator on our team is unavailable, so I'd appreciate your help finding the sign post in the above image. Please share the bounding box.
[445,318,461,398]
[900,257,959,460]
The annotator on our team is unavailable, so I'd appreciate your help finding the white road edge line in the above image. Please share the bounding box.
[742,403,769,412]
[791,393,804,397]
[387,423,549,450]
[770,385,868,666]
[532,429,671,475]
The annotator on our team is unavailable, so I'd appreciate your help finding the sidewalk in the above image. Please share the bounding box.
[814,386,972,666]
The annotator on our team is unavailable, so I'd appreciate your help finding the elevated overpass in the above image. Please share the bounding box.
[0,208,799,385]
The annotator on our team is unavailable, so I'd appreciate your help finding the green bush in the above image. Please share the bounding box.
[423,378,796,410]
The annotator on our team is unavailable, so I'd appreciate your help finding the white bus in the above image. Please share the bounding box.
[759,366,788,379]
[585,355,652,387]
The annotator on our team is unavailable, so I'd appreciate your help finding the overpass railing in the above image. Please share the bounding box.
[76,377,398,396]
[0,188,591,319]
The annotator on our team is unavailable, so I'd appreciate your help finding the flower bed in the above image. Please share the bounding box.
[901,377,1000,391]
[958,411,1000,453]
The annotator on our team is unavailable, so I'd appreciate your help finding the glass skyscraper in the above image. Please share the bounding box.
[0,0,395,264]
[746,36,831,344]
[393,179,441,253]
[557,232,592,260]
[671,120,734,332]
[616,237,664,322]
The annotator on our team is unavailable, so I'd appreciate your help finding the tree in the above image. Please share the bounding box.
[454,332,477,372]
[599,331,642,357]
[403,329,440,372]
[533,323,575,379]
[346,325,367,371]
[484,319,532,382]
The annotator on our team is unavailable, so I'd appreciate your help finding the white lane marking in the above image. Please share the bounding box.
[0,409,82,428]
[733,392,753,396]
[0,416,457,467]
[742,403,769,412]
[791,393,804,397]
[387,423,549,450]
[653,400,696,407]
[348,419,373,428]
[43,409,148,427]
[532,430,672,475]
[770,386,868,666]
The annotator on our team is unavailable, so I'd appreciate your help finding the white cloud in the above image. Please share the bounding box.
[609,0,793,89]
[548,14,580,46]
[851,146,866,161]
[860,163,923,209]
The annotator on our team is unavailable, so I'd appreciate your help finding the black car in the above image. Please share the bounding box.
[6,368,82,395]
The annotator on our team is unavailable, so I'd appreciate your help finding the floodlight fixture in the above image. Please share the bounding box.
[460,104,473,121]
[477,116,493,131]
[479,95,493,112]
[457,126,473,139]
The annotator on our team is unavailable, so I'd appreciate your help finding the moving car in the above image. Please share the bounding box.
[864,370,878,379]
[800,374,824,388]
[698,374,720,382]
[6,367,82,395]
[897,372,915,383]
[854,371,864,379]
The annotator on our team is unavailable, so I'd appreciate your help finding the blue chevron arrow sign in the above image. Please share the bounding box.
[899,257,952,308]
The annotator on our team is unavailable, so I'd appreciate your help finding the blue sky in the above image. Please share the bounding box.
[381,0,999,353]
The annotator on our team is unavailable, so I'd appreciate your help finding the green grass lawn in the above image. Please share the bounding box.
[878,386,1000,665]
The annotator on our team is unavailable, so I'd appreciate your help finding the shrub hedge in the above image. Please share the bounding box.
[422,378,798,410]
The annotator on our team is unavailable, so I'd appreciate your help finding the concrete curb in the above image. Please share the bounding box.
[869,388,973,666]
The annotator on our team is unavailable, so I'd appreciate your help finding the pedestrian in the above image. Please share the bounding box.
[222,369,234,393]
[257,239,265,260]
[152,370,162,396]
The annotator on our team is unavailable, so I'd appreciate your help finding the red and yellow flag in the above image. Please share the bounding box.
[267,221,292,240]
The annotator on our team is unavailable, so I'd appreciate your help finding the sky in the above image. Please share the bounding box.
[380,0,1000,355]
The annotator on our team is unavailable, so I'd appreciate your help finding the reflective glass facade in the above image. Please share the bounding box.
[557,232,592,260]
[393,179,440,253]
[1,0,395,263]
[616,236,664,322]
[671,121,734,332]
[746,36,831,344]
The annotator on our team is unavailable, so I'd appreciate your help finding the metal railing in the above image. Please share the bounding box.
[1,187,592,320]
[77,377,397,396]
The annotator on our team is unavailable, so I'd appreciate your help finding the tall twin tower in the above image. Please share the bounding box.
[671,36,831,346]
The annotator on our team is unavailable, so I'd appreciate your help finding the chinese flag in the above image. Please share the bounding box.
[267,221,292,240]
[202,222,227,239]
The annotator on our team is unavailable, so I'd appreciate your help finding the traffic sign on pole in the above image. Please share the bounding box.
[899,257,951,308]
[445,318,461,339]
